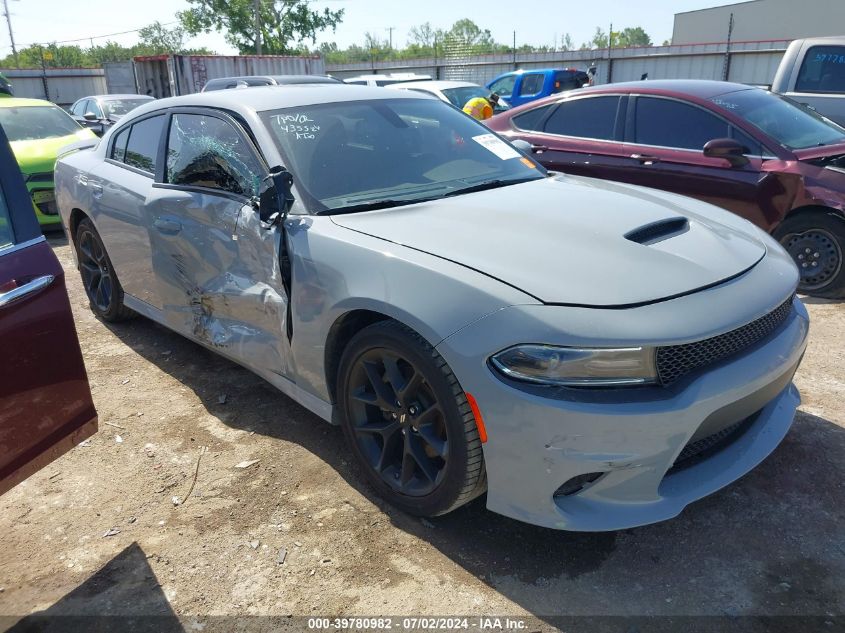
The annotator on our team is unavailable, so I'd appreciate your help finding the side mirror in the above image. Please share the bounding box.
[510,139,533,154]
[83,112,98,121]
[703,138,750,167]
[258,166,295,225]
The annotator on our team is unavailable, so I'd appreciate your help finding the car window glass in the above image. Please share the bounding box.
[512,104,554,131]
[111,126,130,162]
[0,182,13,249]
[489,75,516,98]
[124,115,165,173]
[166,113,264,197]
[795,46,845,93]
[635,98,729,150]
[553,71,585,93]
[262,98,544,213]
[731,126,763,155]
[519,74,544,97]
[544,96,620,140]
[0,106,81,142]
[71,100,87,116]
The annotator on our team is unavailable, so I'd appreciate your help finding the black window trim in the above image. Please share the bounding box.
[105,111,169,179]
[512,93,628,144]
[626,94,777,158]
[150,106,269,204]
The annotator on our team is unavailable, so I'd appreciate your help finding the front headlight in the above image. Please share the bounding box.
[490,345,657,387]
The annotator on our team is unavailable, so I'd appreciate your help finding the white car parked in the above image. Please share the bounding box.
[343,73,432,87]
[391,80,512,114]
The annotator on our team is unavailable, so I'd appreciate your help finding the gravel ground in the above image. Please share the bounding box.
[0,236,843,631]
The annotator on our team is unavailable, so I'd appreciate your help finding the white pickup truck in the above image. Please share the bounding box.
[772,36,845,127]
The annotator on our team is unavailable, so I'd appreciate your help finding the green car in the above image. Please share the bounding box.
[0,98,97,227]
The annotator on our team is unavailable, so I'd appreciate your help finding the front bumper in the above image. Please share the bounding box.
[27,182,61,227]
[438,289,809,531]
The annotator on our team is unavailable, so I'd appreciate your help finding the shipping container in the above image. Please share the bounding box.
[0,68,106,106]
[133,54,327,98]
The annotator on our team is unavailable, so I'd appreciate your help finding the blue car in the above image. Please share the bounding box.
[486,68,592,107]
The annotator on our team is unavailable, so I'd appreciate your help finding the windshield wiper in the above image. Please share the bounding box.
[316,197,438,216]
[442,177,539,198]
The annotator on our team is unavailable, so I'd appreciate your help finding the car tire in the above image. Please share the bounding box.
[337,320,486,517]
[774,211,845,299]
[74,218,134,322]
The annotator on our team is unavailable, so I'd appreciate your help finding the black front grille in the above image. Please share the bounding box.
[668,411,760,474]
[656,296,794,386]
[26,172,53,184]
[36,200,59,216]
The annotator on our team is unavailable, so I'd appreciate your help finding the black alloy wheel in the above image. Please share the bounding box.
[75,218,134,321]
[337,321,486,517]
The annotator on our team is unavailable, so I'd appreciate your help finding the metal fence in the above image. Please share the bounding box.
[326,39,791,87]
[0,68,106,106]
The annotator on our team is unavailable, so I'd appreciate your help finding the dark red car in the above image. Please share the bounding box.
[487,79,845,298]
[0,122,97,495]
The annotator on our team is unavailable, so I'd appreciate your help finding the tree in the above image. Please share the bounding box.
[179,0,344,54]
[560,33,574,51]
[588,27,608,49]
[617,27,652,47]
[442,18,496,54]
[136,21,188,54]
[408,22,438,49]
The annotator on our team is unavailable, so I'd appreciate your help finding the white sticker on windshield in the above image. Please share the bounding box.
[472,133,521,160]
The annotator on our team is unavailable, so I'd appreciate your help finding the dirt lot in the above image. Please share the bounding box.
[1,235,843,631]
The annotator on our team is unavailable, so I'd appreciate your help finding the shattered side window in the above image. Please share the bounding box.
[166,113,264,198]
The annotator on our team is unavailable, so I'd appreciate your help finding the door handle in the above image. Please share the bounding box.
[90,182,104,198]
[153,218,182,235]
[0,275,54,309]
[631,154,661,165]
[531,144,549,153]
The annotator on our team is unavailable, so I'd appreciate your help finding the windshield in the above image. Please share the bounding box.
[441,86,510,112]
[261,98,544,214]
[102,98,151,118]
[0,105,81,141]
[710,89,845,150]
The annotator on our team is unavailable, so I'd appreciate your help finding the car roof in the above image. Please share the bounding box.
[579,79,755,99]
[127,84,429,118]
[206,75,340,85]
[396,81,482,90]
[495,68,587,77]
[0,97,56,108]
[88,94,154,101]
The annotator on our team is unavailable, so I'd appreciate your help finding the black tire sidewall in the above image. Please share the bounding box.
[75,219,125,321]
[337,323,471,517]
[775,212,845,298]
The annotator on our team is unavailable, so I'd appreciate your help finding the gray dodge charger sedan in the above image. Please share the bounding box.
[55,85,809,531]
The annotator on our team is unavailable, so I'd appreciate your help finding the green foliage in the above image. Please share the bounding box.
[582,25,653,50]
[0,21,213,68]
[179,0,344,54]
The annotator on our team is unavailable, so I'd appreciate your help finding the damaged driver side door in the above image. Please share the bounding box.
[147,108,291,378]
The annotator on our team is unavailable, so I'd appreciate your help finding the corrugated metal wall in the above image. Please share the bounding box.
[326,40,790,87]
[0,68,107,106]
[134,54,327,97]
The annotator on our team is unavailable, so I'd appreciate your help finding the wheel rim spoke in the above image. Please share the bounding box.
[406,434,439,483]
[363,360,399,412]
[346,348,449,497]
[375,426,403,473]
[417,425,448,459]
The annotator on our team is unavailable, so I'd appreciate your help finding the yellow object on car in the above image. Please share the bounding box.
[462,96,493,121]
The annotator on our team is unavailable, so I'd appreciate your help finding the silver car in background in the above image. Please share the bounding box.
[55,86,808,530]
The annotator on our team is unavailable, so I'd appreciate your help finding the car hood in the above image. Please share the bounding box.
[11,129,96,174]
[330,175,767,307]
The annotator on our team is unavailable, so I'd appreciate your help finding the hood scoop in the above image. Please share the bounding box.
[625,217,689,245]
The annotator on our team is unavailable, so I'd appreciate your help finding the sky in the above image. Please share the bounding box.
[0,0,741,58]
